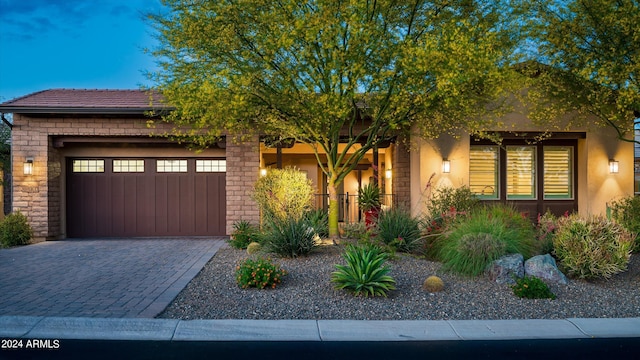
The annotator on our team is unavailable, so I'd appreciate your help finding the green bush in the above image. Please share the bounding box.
[438,204,537,276]
[252,167,314,224]
[235,257,287,289]
[426,186,479,220]
[535,211,560,255]
[553,215,633,279]
[511,276,556,300]
[304,208,329,239]
[375,208,422,253]
[331,244,396,297]
[0,211,33,248]
[263,218,318,257]
[609,196,640,252]
[228,220,260,249]
[341,221,373,242]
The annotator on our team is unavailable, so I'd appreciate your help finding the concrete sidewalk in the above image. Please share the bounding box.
[1,316,639,341]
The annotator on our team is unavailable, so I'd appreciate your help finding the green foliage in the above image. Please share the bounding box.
[375,208,422,253]
[149,0,520,238]
[438,204,537,276]
[553,215,633,279]
[426,186,480,220]
[535,211,560,255]
[304,209,329,239]
[521,1,639,142]
[609,196,640,252]
[357,183,381,212]
[252,167,314,224]
[235,258,287,289]
[422,276,444,293]
[511,276,556,300]
[228,220,260,249]
[331,244,396,297]
[246,242,262,255]
[263,218,318,258]
[341,221,374,243]
[0,211,33,248]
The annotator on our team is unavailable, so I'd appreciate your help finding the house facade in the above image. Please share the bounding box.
[0,89,634,240]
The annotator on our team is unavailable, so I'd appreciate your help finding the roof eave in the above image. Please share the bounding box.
[0,106,174,115]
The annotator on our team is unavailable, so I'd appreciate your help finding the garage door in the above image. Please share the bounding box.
[67,158,226,237]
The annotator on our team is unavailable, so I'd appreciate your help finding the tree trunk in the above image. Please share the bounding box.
[327,180,340,239]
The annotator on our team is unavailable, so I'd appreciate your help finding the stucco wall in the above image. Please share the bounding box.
[410,120,634,218]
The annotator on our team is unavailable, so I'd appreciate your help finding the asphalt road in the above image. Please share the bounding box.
[2,338,639,360]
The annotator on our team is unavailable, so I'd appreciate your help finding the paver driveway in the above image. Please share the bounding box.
[0,238,226,318]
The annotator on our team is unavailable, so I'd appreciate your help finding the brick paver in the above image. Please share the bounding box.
[0,238,226,318]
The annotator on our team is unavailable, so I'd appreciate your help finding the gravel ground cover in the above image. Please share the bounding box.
[158,244,640,320]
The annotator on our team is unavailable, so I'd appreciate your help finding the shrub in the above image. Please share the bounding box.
[426,186,479,220]
[263,217,318,257]
[331,244,396,297]
[228,220,260,249]
[535,211,560,255]
[252,167,314,224]
[375,208,422,253]
[235,257,287,289]
[246,242,262,255]
[304,208,329,239]
[609,196,640,252]
[422,276,444,292]
[0,211,33,248]
[511,276,556,300]
[341,221,373,242]
[553,215,633,279]
[438,204,537,276]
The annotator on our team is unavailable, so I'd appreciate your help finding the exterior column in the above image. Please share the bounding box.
[225,135,260,234]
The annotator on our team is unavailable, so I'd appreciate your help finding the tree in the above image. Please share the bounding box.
[521,0,640,142]
[148,0,519,238]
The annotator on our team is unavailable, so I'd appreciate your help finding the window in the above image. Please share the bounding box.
[72,159,104,173]
[469,146,499,199]
[113,159,145,173]
[157,160,187,173]
[544,147,573,199]
[506,146,536,200]
[196,159,226,172]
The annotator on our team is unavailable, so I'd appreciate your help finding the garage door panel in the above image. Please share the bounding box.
[67,157,226,238]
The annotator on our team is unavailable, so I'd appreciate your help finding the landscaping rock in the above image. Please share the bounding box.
[486,253,524,284]
[524,254,568,285]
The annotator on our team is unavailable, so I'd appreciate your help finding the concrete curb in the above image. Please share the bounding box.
[1,316,638,341]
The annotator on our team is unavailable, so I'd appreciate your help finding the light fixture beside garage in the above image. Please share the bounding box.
[23,157,34,175]
[609,159,619,174]
[260,168,268,177]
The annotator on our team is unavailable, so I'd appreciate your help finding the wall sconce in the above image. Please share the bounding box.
[385,168,392,179]
[609,159,619,174]
[259,168,268,177]
[23,157,34,175]
[442,158,451,173]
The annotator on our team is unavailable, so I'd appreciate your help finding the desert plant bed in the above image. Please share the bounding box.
[158,244,640,320]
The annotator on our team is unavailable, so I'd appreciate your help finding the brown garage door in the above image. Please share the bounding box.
[67,158,226,237]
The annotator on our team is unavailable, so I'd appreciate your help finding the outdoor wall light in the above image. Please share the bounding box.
[385,168,392,179]
[609,159,619,174]
[260,168,268,177]
[23,157,34,175]
[442,158,451,173]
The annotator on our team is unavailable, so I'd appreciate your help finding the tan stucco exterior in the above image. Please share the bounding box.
[410,112,635,218]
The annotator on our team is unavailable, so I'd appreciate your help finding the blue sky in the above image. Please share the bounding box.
[0,0,164,102]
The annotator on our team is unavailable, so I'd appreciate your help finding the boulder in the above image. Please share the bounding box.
[524,254,568,285]
[486,253,524,284]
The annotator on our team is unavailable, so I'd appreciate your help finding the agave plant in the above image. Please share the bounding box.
[331,244,396,297]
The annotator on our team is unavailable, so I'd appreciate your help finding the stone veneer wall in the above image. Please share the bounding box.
[392,138,411,208]
[11,114,258,239]
[224,135,261,234]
